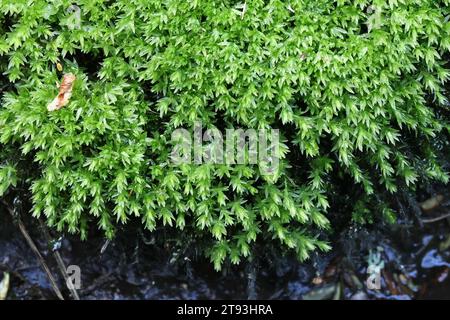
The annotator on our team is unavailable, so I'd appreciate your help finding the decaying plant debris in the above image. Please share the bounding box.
[47,73,76,112]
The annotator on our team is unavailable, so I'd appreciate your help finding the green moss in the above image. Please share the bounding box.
[0,0,449,269]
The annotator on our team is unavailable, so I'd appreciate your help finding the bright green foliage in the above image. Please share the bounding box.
[0,0,449,269]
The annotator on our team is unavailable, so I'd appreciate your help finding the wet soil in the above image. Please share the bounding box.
[1,201,450,300]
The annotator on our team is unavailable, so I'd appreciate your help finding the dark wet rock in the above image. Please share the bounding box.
[350,291,368,300]
[302,284,336,300]
[421,249,450,269]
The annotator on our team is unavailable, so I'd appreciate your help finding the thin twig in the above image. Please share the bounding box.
[422,212,450,224]
[100,239,111,255]
[1,200,64,300]
[53,250,81,300]
[39,220,81,300]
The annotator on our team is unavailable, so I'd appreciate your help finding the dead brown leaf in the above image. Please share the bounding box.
[420,194,444,211]
[47,73,76,112]
[0,272,10,300]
